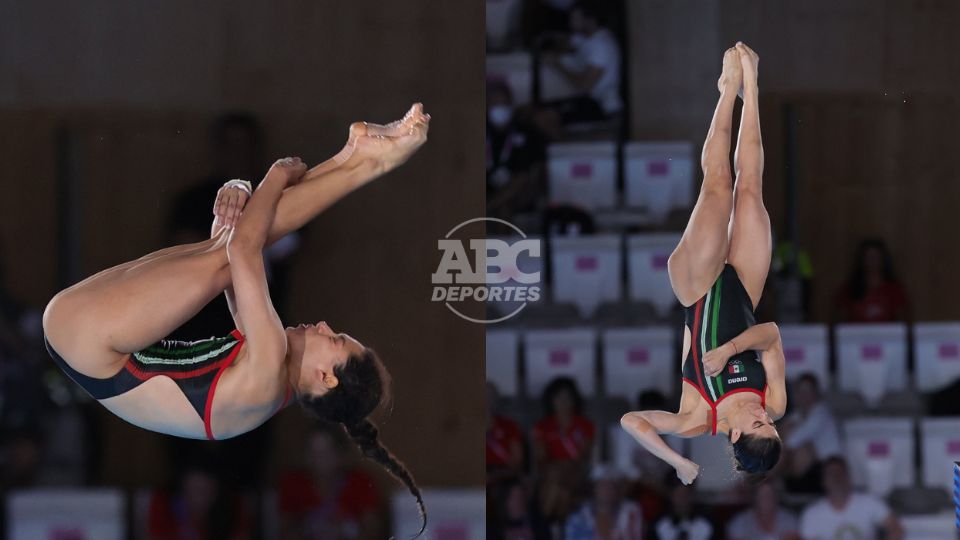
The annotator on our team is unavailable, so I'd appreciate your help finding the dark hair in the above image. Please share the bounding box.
[848,238,898,300]
[301,348,426,537]
[540,376,585,417]
[822,455,848,472]
[731,433,782,477]
[796,372,821,394]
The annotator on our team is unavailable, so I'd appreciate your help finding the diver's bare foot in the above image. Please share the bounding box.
[340,105,430,178]
[737,42,759,94]
[333,103,430,171]
[718,46,742,96]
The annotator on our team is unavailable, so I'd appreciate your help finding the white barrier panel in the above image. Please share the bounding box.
[7,489,125,540]
[778,324,830,386]
[914,322,960,392]
[547,142,617,211]
[486,53,533,105]
[843,417,915,496]
[551,235,622,318]
[486,329,520,397]
[899,512,956,540]
[835,323,908,407]
[524,328,597,397]
[626,233,681,317]
[392,489,485,540]
[602,327,675,400]
[920,418,960,493]
[608,423,684,481]
[623,142,695,221]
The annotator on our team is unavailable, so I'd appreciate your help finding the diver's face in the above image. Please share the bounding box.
[290,321,365,396]
[729,400,779,441]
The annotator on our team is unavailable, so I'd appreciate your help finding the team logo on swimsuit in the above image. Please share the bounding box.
[728,362,743,374]
[431,217,542,324]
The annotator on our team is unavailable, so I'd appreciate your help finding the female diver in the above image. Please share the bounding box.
[42,104,430,532]
[620,44,787,484]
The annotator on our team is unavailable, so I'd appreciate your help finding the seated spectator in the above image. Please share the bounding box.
[278,423,383,540]
[799,456,904,540]
[538,1,622,137]
[489,479,551,540]
[834,238,909,323]
[781,373,842,493]
[654,477,713,540]
[564,464,642,540]
[487,80,546,220]
[726,480,799,540]
[487,382,525,486]
[532,376,595,521]
[148,456,253,540]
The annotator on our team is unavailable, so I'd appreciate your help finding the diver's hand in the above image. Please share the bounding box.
[213,180,251,229]
[675,458,700,485]
[703,341,736,378]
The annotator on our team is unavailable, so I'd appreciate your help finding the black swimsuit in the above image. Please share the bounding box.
[44,330,291,440]
[681,264,767,435]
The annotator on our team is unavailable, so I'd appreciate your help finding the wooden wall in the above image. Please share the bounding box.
[0,1,484,489]
[627,0,960,320]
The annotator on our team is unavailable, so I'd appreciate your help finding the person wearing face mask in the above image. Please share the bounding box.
[539,1,622,134]
[486,80,546,219]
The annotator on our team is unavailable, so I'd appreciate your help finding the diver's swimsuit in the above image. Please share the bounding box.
[681,264,767,435]
[44,330,291,440]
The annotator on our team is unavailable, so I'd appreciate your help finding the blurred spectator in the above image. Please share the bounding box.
[653,478,713,540]
[490,479,551,540]
[148,456,253,540]
[781,373,841,494]
[798,456,904,540]
[726,481,799,540]
[532,376,594,521]
[768,239,814,323]
[0,429,43,490]
[538,1,622,137]
[277,422,384,540]
[834,239,909,323]
[486,80,546,220]
[564,464,642,540]
[486,382,525,486]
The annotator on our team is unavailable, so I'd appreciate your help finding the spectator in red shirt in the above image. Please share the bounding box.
[834,239,910,323]
[532,376,595,521]
[148,457,253,540]
[487,383,525,486]
[278,422,384,540]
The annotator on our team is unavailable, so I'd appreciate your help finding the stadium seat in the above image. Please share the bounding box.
[547,142,618,211]
[623,142,695,221]
[919,417,960,494]
[486,52,533,105]
[607,423,684,481]
[778,324,830,386]
[835,323,908,407]
[602,327,676,400]
[551,234,622,318]
[914,322,960,392]
[487,329,520,397]
[391,489,485,539]
[843,417,915,496]
[626,233,681,317]
[688,434,741,492]
[523,327,597,397]
[7,489,126,540]
[485,0,521,51]
[485,235,545,320]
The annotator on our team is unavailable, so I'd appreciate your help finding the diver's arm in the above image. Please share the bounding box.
[620,410,705,484]
[702,322,781,377]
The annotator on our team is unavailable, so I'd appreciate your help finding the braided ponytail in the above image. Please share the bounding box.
[301,348,427,537]
[346,419,426,537]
